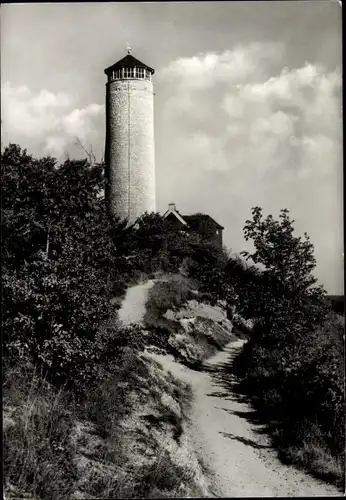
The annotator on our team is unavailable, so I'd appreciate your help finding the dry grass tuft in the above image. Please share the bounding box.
[279,421,345,488]
[3,364,77,499]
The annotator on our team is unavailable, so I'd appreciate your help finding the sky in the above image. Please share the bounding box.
[1,1,343,294]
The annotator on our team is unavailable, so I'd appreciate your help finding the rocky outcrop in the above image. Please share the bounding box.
[162,300,238,368]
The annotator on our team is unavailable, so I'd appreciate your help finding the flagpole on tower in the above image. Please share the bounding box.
[126,43,131,55]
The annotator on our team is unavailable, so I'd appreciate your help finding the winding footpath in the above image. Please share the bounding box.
[117,279,155,326]
[118,281,340,496]
[147,341,340,497]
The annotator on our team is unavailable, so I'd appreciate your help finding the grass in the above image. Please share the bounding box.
[142,410,184,443]
[134,449,197,498]
[3,363,77,500]
[4,345,199,499]
[77,351,198,498]
[277,420,345,488]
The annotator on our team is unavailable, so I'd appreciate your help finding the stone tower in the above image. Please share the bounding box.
[104,49,156,224]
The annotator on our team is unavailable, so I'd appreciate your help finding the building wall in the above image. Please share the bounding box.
[164,212,223,248]
[165,212,185,230]
[212,229,223,248]
[105,78,156,223]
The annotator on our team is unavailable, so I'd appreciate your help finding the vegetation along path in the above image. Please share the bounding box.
[146,339,340,497]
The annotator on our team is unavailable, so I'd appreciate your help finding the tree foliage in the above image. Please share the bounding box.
[3,143,343,485]
[239,207,328,345]
[2,143,230,389]
[232,207,344,484]
[2,144,130,389]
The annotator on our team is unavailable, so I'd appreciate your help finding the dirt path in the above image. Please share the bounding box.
[145,340,340,497]
[118,280,155,326]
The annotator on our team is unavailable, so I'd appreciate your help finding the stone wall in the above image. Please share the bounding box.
[105,78,156,223]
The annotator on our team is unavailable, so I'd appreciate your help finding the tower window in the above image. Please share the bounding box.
[122,67,135,78]
[110,66,151,80]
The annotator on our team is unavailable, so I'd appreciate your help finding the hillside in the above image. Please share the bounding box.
[3,274,236,499]
[3,146,344,498]
[4,272,343,499]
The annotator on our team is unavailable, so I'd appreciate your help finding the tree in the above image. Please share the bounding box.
[240,207,329,345]
[242,207,318,291]
[223,255,264,318]
[232,208,344,478]
[2,144,129,389]
[187,238,234,306]
[118,212,205,275]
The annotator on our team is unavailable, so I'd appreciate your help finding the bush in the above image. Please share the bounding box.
[144,276,194,327]
[280,420,345,486]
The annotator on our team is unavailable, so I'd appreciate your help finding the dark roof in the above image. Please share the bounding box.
[104,54,155,76]
[182,214,224,230]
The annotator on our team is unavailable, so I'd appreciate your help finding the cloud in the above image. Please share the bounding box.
[1,82,104,158]
[160,42,285,90]
[157,43,342,292]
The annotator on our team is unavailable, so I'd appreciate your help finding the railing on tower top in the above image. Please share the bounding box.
[110,67,152,82]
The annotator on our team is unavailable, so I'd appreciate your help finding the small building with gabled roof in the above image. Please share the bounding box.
[163,203,224,248]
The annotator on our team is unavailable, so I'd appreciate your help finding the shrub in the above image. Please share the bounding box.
[147,277,193,312]
[144,277,194,331]
[280,420,345,487]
